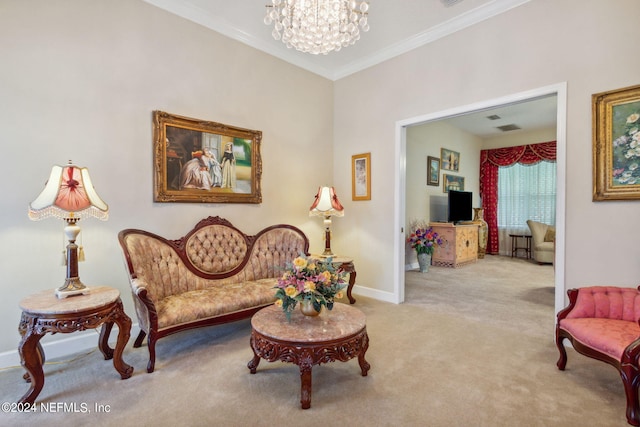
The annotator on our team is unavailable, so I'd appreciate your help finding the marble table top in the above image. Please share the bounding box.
[251,303,366,343]
[19,286,120,315]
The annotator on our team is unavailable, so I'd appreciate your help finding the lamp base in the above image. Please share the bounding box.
[55,278,89,299]
[321,248,334,257]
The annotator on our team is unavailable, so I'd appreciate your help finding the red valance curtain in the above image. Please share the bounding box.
[479,141,556,254]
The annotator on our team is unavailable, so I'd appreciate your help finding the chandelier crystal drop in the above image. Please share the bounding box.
[264,0,370,55]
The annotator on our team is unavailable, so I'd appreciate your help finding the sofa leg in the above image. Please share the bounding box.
[133,330,146,348]
[555,333,568,370]
[620,365,640,426]
[147,335,157,373]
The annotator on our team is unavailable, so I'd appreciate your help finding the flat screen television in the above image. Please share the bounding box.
[447,190,472,223]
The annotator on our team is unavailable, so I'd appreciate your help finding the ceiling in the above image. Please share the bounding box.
[143,0,556,138]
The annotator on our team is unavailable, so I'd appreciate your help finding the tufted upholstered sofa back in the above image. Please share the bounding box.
[119,216,309,302]
[564,286,640,323]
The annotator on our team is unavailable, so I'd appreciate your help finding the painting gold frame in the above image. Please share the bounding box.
[352,152,371,201]
[427,156,440,186]
[441,148,460,172]
[443,174,465,193]
[153,111,262,203]
[593,84,640,201]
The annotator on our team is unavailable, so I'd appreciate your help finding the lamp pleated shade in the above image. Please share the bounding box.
[29,163,109,221]
[309,186,344,217]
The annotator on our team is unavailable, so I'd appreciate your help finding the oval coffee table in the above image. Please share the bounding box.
[247,303,370,409]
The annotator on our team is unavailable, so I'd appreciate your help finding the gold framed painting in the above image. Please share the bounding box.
[352,152,371,201]
[593,84,640,201]
[427,156,440,186]
[441,148,460,172]
[443,174,465,193]
[153,111,262,203]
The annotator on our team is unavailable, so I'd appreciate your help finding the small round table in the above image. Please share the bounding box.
[247,303,370,409]
[17,286,134,404]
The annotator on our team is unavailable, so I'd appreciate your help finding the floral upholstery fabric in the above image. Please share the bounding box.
[155,279,277,329]
[560,318,640,360]
[121,224,307,332]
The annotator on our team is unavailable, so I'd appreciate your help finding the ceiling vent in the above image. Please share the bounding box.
[496,124,521,132]
[486,114,501,120]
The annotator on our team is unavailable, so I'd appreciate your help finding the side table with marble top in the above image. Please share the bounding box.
[17,286,133,404]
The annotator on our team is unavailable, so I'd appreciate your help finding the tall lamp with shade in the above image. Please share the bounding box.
[28,161,109,298]
[309,186,344,257]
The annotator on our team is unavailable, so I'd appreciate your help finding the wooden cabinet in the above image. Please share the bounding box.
[429,222,478,268]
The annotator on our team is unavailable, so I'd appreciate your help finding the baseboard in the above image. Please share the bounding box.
[352,284,396,304]
[0,324,141,370]
[405,262,418,271]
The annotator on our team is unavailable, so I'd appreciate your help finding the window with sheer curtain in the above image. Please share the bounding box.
[496,161,556,255]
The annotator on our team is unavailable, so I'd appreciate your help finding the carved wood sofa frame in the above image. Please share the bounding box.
[118,216,309,373]
[556,286,640,426]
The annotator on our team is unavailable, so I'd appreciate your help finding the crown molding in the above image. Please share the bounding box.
[143,0,531,81]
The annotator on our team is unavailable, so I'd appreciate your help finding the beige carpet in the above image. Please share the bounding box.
[0,255,628,426]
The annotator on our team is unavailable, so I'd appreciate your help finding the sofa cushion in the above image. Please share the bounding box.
[559,318,640,360]
[544,226,556,242]
[156,279,277,329]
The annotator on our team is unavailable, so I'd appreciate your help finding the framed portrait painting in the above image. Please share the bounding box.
[352,152,371,201]
[441,148,460,172]
[427,156,440,186]
[593,84,640,200]
[443,174,465,193]
[153,111,262,203]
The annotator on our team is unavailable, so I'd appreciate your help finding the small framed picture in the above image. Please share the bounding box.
[352,152,371,201]
[427,156,440,186]
[593,84,640,200]
[443,174,465,192]
[441,148,460,172]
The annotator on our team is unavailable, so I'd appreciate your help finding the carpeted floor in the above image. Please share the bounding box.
[0,255,628,426]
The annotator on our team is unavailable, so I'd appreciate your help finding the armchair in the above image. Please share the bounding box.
[526,219,554,264]
[556,286,640,426]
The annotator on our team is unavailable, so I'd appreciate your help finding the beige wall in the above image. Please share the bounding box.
[0,1,333,355]
[333,0,640,300]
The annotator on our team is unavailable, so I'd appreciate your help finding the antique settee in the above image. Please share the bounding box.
[526,219,555,264]
[556,286,640,426]
[118,216,309,373]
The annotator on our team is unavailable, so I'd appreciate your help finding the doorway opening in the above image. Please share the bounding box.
[394,83,567,315]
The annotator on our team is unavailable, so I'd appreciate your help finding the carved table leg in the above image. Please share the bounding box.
[358,332,371,376]
[247,334,262,374]
[18,317,45,405]
[341,261,357,304]
[99,321,115,360]
[110,299,133,379]
[299,358,313,410]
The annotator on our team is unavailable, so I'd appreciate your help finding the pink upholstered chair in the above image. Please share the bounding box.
[556,286,640,426]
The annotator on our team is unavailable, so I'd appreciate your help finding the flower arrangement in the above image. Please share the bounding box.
[274,254,347,321]
[407,226,443,255]
[613,111,640,185]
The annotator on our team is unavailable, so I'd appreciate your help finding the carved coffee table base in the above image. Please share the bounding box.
[17,287,133,405]
[248,326,370,409]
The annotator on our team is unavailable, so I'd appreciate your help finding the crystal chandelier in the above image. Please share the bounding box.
[264,0,370,55]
